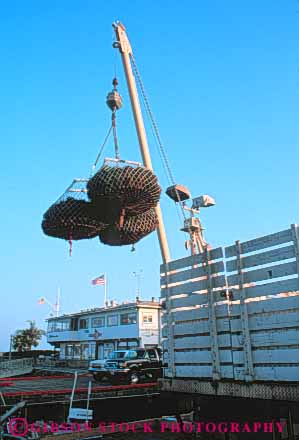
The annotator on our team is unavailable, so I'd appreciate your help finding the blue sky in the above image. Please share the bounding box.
[0,1,298,351]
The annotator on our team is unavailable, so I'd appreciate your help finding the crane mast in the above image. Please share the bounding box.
[112,21,171,264]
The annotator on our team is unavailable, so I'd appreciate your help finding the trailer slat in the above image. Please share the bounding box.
[226,245,295,272]
[225,228,292,258]
[227,261,297,286]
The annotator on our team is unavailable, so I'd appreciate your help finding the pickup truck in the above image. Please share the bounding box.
[89,347,162,385]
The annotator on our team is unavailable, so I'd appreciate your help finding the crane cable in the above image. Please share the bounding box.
[130,53,187,223]
[91,123,113,174]
[146,112,186,230]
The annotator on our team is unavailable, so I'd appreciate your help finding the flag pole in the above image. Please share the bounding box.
[104,273,107,307]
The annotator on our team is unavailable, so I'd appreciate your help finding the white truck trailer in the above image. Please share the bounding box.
[161,224,299,399]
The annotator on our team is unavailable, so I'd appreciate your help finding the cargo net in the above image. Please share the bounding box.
[41,179,108,245]
[87,164,161,221]
[99,208,158,246]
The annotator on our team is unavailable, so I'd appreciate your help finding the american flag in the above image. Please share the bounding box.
[91,274,106,286]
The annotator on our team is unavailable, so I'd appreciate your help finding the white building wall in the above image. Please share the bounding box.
[47,304,161,359]
[138,307,160,348]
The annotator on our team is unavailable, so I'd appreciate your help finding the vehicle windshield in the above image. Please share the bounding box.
[108,351,128,360]
[108,349,147,360]
[124,350,146,360]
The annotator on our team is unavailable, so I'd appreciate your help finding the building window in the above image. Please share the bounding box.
[89,343,96,359]
[65,344,89,359]
[61,320,71,330]
[48,322,55,332]
[81,344,89,360]
[48,320,71,332]
[107,315,118,326]
[60,346,65,359]
[128,340,139,348]
[48,319,70,332]
[73,344,81,358]
[65,345,74,358]
[104,342,115,358]
[79,319,88,329]
[143,314,153,323]
[120,313,137,325]
[91,317,105,328]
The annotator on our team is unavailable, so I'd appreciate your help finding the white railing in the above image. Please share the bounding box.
[35,358,89,370]
[0,358,33,378]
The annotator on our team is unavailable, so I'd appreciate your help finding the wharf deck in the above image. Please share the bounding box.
[0,374,160,406]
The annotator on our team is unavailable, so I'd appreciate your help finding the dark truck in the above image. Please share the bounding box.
[89,347,162,385]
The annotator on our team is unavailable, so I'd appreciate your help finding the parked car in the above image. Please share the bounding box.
[89,347,163,384]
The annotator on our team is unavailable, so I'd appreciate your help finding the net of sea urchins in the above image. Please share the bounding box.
[99,208,158,246]
[87,165,161,221]
[42,198,107,240]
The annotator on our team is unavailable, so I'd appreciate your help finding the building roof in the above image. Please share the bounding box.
[47,299,161,321]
